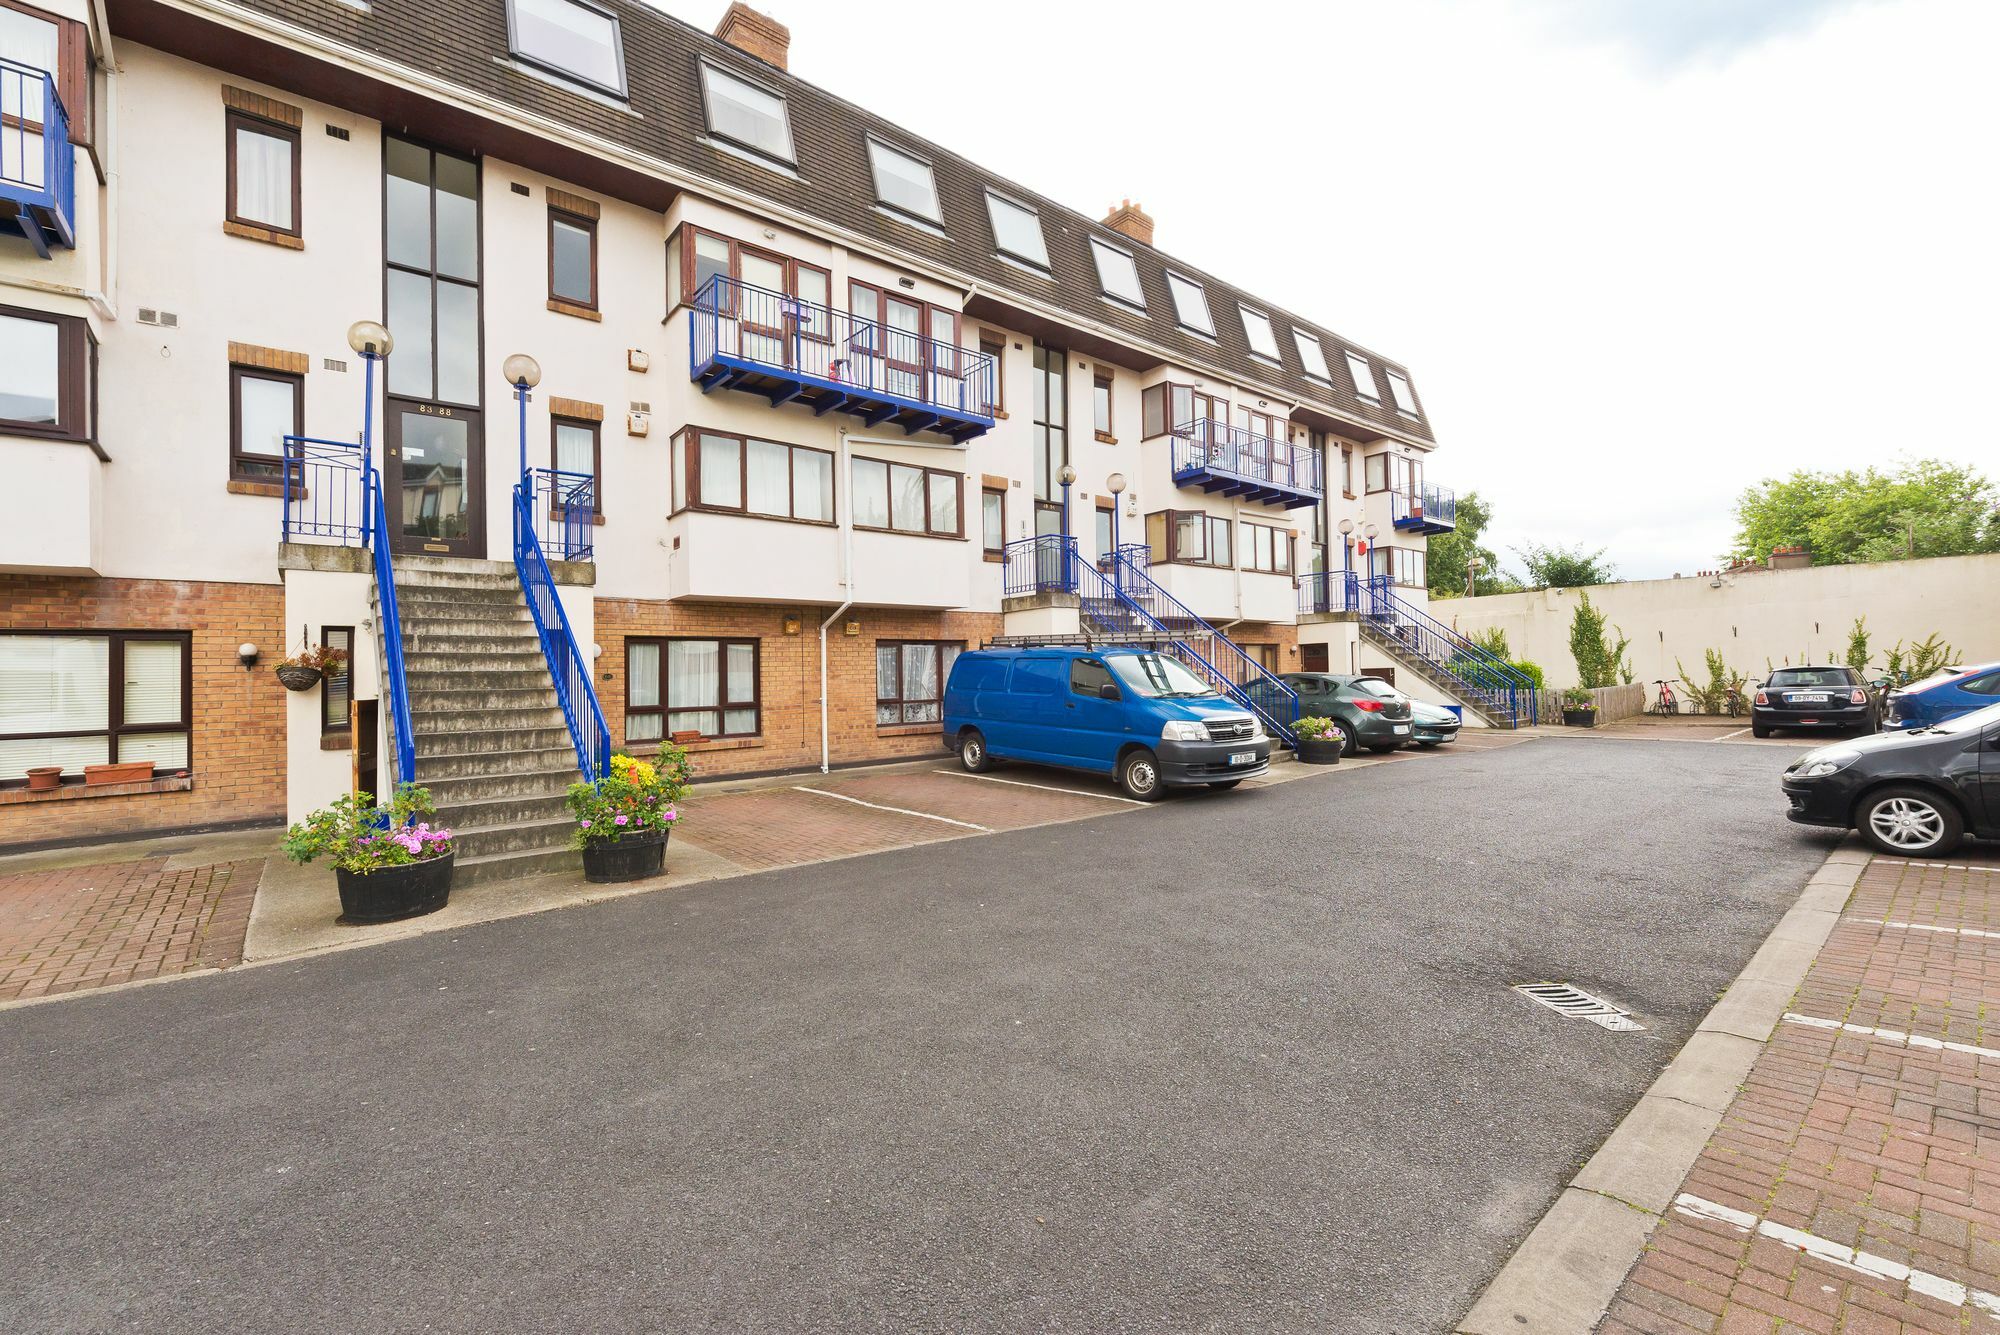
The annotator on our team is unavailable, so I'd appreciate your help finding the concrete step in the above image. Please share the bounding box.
[395,586,525,610]
[407,685,565,713]
[404,648,548,672]
[450,815,575,859]
[454,844,581,888]
[406,666,552,692]
[420,765,576,805]
[393,555,519,577]
[391,600,533,624]
[412,744,579,781]
[402,631,543,656]
[413,706,566,737]
[393,566,523,589]
[419,725,577,756]
[434,790,572,829]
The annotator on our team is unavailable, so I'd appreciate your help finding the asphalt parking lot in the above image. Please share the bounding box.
[0,735,1837,1333]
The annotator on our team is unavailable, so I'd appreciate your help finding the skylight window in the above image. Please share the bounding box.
[1345,351,1379,400]
[699,60,795,164]
[1165,272,1213,336]
[985,191,1049,269]
[868,138,941,223]
[1239,306,1281,361]
[506,0,626,96]
[1293,329,1330,381]
[1385,368,1419,415]
[1090,237,1145,308]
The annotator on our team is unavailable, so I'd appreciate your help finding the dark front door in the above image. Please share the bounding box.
[385,400,483,557]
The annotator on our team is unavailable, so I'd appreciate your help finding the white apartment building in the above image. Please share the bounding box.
[0,0,1472,870]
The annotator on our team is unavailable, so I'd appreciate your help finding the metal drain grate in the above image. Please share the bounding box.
[1513,983,1645,1031]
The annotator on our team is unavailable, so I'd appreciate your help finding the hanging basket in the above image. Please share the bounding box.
[276,664,324,691]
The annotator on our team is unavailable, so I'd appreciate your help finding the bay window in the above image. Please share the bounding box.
[851,456,961,537]
[1146,509,1232,569]
[0,305,92,442]
[1242,521,1293,574]
[876,641,963,725]
[671,427,833,523]
[625,637,758,742]
[1371,546,1427,588]
[0,632,191,784]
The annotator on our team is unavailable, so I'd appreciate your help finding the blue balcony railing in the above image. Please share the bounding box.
[1390,482,1456,535]
[1297,570,1362,616]
[1168,419,1321,510]
[530,467,595,562]
[0,57,76,258]
[1003,534,1077,598]
[689,275,996,442]
[280,436,365,545]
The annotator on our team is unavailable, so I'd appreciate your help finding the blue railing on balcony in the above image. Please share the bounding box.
[280,436,366,545]
[1390,482,1457,534]
[1357,577,1537,726]
[529,467,596,562]
[1002,534,1077,598]
[1168,419,1322,510]
[1297,570,1362,617]
[689,275,996,442]
[0,57,76,258]
[512,482,611,782]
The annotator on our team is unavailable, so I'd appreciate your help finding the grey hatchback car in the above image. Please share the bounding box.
[1274,673,1415,755]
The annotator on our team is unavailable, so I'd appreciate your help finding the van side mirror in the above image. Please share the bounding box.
[1098,682,1122,701]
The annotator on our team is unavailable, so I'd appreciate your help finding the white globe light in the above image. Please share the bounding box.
[502,353,542,388]
[1106,471,1127,496]
[346,320,393,357]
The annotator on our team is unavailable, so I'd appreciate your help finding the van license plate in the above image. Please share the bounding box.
[1228,752,1256,766]
[1393,725,1411,736]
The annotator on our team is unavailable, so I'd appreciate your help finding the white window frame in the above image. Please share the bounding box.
[866,137,942,224]
[504,0,628,97]
[1239,305,1281,362]
[1089,237,1146,309]
[1385,368,1419,415]
[1345,350,1379,400]
[697,59,796,165]
[1165,271,1214,336]
[1293,329,1331,382]
[984,190,1049,269]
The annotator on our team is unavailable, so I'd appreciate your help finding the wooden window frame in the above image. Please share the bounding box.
[547,206,598,311]
[625,636,761,742]
[319,625,353,738]
[1364,452,1390,495]
[0,630,192,787]
[1093,498,1115,568]
[1146,509,1233,569]
[228,362,304,486]
[0,304,92,442]
[1341,445,1355,498]
[224,108,302,240]
[0,0,92,149]
[849,453,964,539]
[875,640,963,727]
[671,426,836,526]
[1241,520,1294,575]
[1371,545,1427,589]
[1092,372,1114,441]
[550,415,603,516]
[981,485,1006,560]
[1141,381,1230,441]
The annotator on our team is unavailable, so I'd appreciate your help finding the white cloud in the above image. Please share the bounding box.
[652,0,2000,579]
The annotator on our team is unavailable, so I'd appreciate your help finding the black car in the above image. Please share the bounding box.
[1781,700,2000,857]
[1261,673,1415,756]
[1752,665,1881,739]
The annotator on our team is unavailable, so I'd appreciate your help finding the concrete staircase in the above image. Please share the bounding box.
[389,557,582,886]
[1359,618,1527,728]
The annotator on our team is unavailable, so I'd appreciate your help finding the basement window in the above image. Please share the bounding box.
[506,0,627,97]
[699,60,794,164]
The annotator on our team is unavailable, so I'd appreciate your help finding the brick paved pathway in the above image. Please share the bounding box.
[1601,850,2000,1334]
[0,856,263,1002]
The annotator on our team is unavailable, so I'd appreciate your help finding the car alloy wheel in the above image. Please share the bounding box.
[1864,794,1949,853]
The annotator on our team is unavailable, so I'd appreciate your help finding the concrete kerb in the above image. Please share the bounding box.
[1455,837,1869,1335]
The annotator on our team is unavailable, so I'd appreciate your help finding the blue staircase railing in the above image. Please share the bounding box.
[1297,570,1362,616]
[361,454,417,785]
[1074,550,1301,745]
[1002,533,1078,597]
[512,482,611,782]
[1358,578,1537,726]
[0,57,76,257]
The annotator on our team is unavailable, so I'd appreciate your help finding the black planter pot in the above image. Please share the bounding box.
[276,664,323,691]
[1562,708,1598,728]
[580,829,669,883]
[336,852,454,923]
[1296,736,1343,765]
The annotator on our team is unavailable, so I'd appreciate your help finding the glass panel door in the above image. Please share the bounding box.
[385,404,483,556]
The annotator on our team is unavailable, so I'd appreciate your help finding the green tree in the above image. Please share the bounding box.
[1427,491,1517,597]
[1515,541,1616,590]
[1568,592,1630,688]
[1730,459,2000,566]
[1844,617,1870,675]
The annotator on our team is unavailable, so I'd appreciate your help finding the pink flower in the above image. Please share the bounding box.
[614,814,629,826]
[581,819,592,829]
[661,806,678,822]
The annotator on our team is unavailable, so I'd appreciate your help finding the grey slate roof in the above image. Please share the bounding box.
[224,0,1435,443]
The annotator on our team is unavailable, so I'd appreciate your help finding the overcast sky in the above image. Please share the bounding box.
[653,0,1999,580]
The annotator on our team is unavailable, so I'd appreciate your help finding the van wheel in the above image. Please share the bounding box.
[1118,749,1167,801]
[1857,786,1962,858]
[959,730,994,773]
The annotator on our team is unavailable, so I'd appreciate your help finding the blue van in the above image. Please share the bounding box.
[941,646,1270,800]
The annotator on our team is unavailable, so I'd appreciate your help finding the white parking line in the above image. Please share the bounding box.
[791,786,992,832]
[1672,1193,2000,1315]
[931,769,1149,807]
[1898,861,2000,875]
[1782,1012,2000,1062]
[1878,920,2000,941]
[1714,727,1751,741]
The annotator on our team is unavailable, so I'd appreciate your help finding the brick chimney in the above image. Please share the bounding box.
[1102,199,1154,248]
[714,3,789,70]
[1767,544,1810,571]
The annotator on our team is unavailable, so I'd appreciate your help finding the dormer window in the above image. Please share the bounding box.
[1165,272,1213,336]
[1239,306,1280,361]
[984,190,1049,269]
[1344,351,1379,400]
[867,138,941,224]
[1385,368,1419,415]
[506,0,626,97]
[1293,330,1330,382]
[699,60,795,164]
[1090,237,1145,309]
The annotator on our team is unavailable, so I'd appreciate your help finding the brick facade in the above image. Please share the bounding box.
[0,576,287,848]
[594,599,1002,780]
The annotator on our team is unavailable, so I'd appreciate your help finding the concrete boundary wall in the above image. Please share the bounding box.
[1446,552,2000,691]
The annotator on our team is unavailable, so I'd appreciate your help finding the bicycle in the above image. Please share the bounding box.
[1650,679,1682,716]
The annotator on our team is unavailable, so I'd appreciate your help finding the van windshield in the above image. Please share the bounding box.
[1108,653,1220,700]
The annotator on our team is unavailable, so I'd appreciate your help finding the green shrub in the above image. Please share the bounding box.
[282,783,453,874]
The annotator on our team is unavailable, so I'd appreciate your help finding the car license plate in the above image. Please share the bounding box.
[1790,692,1829,703]
[1393,725,1411,736]
[1228,751,1256,766]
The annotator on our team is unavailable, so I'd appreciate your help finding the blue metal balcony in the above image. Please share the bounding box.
[1391,482,1456,535]
[0,58,76,259]
[1168,419,1322,510]
[689,276,996,443]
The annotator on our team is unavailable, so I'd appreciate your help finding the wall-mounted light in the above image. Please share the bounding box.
[238,643,260,669]
[897,276,916,289]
